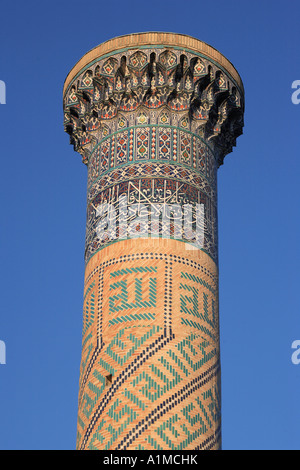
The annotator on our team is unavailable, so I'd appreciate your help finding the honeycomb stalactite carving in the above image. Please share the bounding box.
[64,48,244,167]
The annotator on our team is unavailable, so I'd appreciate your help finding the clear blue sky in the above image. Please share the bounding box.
[0,0,299,450]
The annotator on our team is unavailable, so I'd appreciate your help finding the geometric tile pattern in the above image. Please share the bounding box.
[76,239,220,450]
[87,126,214,190]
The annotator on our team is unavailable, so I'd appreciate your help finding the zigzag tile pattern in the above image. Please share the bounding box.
[76,239,221,450]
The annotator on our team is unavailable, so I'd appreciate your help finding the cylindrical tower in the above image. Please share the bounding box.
[63,32,244,451]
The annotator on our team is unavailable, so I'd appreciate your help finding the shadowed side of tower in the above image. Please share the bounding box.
[63,32,244,450]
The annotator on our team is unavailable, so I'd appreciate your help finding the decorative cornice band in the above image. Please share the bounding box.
[63,32,244,96]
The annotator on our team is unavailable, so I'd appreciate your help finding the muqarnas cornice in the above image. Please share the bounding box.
[63,32,244,167]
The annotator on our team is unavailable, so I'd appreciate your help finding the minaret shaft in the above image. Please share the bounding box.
[63,32,244,450]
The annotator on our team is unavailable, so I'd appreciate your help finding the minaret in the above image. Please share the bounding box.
[63,32,244,450]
